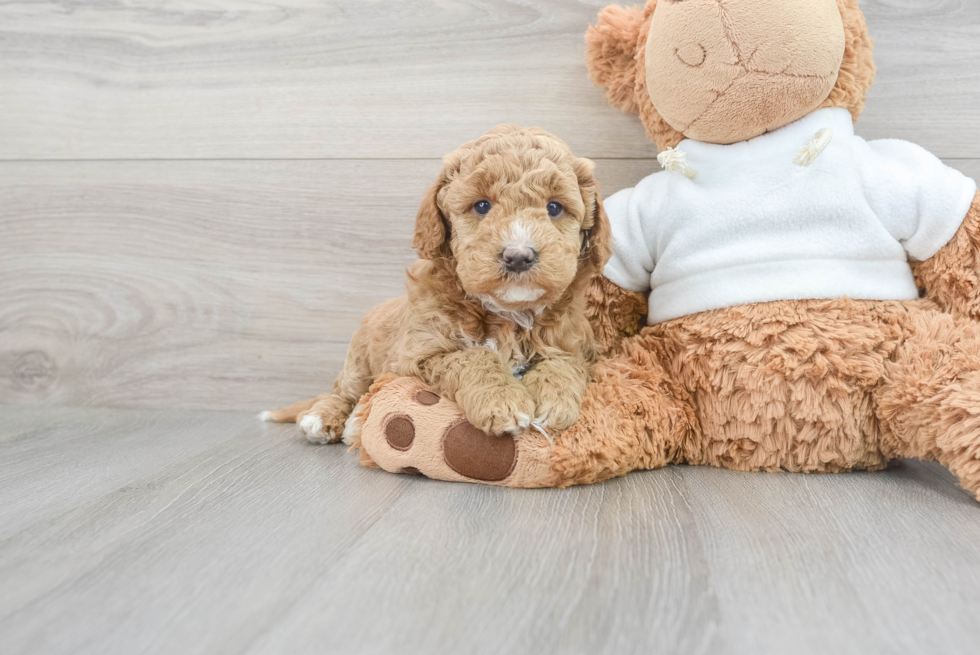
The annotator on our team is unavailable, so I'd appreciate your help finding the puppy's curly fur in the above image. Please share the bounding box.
[264,125,612,442]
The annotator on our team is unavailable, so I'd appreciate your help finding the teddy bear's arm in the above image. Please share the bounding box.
[912,191,980,320]
[586,275,648,357]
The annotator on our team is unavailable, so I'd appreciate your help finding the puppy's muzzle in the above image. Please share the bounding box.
[501,246,537,274]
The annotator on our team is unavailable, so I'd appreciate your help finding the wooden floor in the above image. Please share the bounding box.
[3,1,980,652]
[2,405,980,655]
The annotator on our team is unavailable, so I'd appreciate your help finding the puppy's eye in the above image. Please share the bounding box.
[473,200,492,216]
[547,201,564,219]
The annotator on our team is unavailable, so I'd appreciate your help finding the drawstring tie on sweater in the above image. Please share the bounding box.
[658,147,698,179]
[794,128,834,167]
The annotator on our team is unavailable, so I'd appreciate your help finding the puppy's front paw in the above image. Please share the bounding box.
[532,394,581,432]
[460,383,535,436]
[525,372,585,431]
[298,394,352,444]
[299,413,338,443]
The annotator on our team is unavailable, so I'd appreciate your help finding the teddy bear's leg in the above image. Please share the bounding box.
[350,335,698,488]
[549,335,698,486]
[875,304,980,499]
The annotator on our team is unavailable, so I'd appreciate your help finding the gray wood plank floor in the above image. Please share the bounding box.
[2,406,979,655]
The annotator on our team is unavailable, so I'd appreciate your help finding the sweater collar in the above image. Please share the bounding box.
[678,107,855,166]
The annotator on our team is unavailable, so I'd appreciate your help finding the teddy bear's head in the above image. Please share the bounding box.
[586,0,876,150]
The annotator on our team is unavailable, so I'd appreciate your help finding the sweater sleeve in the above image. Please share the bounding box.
[602,174,665,293]
[859,138,978,262]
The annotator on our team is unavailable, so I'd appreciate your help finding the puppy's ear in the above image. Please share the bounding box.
[413,179,448,260]
[583,184,613,273]
[575,158,613,274]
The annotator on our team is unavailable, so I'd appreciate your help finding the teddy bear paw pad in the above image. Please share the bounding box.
[442,419,517,482]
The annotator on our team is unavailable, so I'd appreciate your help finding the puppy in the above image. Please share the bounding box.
[263,125,611,443]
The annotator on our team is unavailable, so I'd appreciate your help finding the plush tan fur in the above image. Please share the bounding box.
[554,292,980,491]
[264,125,611,441]
[345,0,980,500]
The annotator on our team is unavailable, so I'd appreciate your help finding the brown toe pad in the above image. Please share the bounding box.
[414,390,441,406]
[384,415,415,451]
[442,420,518,482]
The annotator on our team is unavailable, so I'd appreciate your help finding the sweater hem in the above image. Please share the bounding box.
[648,260,920,324]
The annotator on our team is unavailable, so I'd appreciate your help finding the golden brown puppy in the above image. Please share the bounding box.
[263,125,611,443]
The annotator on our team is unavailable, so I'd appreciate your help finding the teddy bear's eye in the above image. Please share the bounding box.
[675,43,707,68]
[473,200,492,216]
[547,201,564,219]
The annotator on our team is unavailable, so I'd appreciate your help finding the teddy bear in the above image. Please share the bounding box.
[338,0,980,498]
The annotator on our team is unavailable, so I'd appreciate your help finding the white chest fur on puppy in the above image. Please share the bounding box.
[604,107,979,325]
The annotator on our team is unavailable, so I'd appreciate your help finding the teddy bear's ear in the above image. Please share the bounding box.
[820,0,876,122]
[413,178,449,260]
[585,4,648,114]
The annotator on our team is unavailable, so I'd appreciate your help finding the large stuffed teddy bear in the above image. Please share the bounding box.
[343,0,980,496]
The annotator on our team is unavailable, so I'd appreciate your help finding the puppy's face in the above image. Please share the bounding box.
[414,126,610,312]
[445,148,586,310]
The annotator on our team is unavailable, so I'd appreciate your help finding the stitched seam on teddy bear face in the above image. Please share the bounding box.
[675,0,839,136]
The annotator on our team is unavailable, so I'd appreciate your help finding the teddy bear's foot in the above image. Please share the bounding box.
[349,375,560,487]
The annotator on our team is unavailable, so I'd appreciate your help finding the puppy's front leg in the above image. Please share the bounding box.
[522,353,590,431]
[421,348,535,436]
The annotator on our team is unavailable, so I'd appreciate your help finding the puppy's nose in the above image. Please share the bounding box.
[501,246,537,273]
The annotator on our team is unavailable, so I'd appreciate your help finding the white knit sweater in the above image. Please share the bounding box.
[604,108,978,324]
